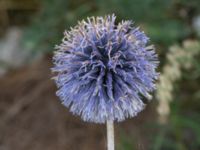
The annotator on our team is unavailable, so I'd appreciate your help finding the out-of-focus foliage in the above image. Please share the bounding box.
[118,133,136,150]
[156,40,200,124]
[97,0,189,45]
[152,40,200,150]
[23,0,94,53]
[23,0,200,53]
[151,102,200,150]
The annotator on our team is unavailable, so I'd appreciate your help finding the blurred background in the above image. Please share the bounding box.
[0,0,200,149]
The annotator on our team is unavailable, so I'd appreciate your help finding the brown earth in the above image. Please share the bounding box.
[0,56,156,150]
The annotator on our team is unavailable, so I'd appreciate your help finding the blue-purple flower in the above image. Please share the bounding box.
[52,14,159,123]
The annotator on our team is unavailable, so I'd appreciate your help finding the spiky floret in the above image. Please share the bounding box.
[52,14,159,123]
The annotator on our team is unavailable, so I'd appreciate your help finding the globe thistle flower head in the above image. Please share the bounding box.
[52,14,159,123]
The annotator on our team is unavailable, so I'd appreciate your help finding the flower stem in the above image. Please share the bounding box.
[107,120,114,150]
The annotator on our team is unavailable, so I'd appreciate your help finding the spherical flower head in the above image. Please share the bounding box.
[52,14,159,123]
